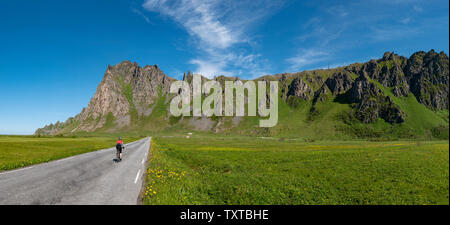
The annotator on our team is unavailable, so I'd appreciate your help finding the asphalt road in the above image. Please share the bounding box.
[0,137,151,205]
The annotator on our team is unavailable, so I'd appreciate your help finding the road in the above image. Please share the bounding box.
[0,137,151,205]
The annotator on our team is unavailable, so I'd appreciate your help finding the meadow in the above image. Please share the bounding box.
[0,135,138,172]
[142,135,449,205]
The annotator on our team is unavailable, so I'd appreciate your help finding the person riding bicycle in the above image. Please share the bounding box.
[116,137,124,161]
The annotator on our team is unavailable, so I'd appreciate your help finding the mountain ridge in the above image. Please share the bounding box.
[36,50,449,139]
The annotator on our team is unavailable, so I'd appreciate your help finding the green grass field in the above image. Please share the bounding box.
[142,135,449,205]
[0,135,138,172]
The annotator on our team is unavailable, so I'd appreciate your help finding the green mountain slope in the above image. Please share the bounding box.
[36,50,449,140]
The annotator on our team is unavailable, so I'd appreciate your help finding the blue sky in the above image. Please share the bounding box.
[0,0,448,134]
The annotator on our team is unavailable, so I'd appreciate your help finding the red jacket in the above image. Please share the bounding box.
[116,140,123,145]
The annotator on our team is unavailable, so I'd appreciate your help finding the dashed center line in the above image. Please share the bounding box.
[134,169,141,184]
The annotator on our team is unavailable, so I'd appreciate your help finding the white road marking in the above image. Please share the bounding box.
[141,158,145,164]
[134,169,141,184]
[0,166,34,175]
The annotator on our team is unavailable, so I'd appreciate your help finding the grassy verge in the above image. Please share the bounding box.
[142,135,449,205]
[0,135,139,172]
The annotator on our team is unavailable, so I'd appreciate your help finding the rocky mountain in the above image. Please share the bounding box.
[36,50,449,139]
[36,61,174,135]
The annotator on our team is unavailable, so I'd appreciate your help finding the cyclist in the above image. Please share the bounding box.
[116,137,124,161]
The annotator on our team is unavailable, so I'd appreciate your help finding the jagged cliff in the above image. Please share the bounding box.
[36,61,174,135]
[36,50,449,138]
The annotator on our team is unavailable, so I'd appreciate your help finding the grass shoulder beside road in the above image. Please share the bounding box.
[0,135,139,172]
[142,135,449,205]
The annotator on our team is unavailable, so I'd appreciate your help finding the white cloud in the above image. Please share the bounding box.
[189,49,268,78]
[400,17,411,24]
[369,26,421,41]
[413,5,423,12]
[142,0,283,78]
[189,59,227,77]
[286,0,437,73]
[143,0,238,49]
[132,8,152,24]
[327,5,348,17]
[286,49,330,72]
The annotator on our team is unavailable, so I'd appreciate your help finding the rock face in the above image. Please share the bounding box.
[348,74,405,124]
[354,50,449,105]
[312,84,330,103]
[76,61,173,131]
[357,53,410,97]
[406,50,449,110]
[348,74,383,101]
[287,78,313,100]
[35,121,68,136]
[325,72,353,95]
[35,61,174,135]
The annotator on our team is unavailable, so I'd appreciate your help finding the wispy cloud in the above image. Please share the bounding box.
[286,49,330,72]
[189,50,269,78]
[132,8,152,24]
[142,0,283,78]
[400,17,412,24]
[143,0,237,49]
[413,5,423,12]
[286,0,438,72]
[326,5,348,17]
